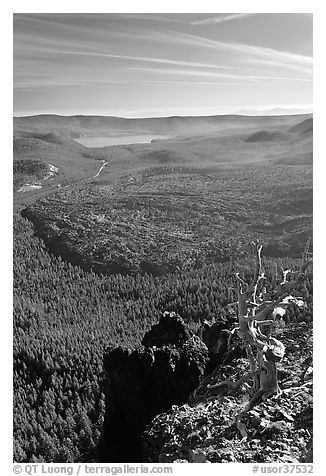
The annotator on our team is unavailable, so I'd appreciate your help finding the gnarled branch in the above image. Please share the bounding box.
[208,240,312,438]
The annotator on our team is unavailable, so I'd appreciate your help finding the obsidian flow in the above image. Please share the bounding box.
[20,207,178,277]
[99,311,232,462]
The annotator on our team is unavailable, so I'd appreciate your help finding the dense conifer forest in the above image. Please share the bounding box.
[13,212,312,462]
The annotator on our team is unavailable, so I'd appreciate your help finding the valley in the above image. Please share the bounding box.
[14,113,313,275]
[13,112,313,463]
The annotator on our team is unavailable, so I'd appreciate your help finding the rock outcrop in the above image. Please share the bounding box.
[100,312,209,462]
[100,312,312,464]
[141,311,192,348]
[143,322,313,463]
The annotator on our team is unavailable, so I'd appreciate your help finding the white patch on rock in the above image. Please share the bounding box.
[49,163,59,173]
[17,184,42,192]
[43,163,59,181]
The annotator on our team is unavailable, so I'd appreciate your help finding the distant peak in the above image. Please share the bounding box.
[235,107,313,117]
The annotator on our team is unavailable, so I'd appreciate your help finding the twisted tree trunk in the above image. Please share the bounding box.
[209,240,312,438]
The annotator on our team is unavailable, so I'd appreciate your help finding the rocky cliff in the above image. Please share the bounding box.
[143,322,313,463]
[100,312,214,462]
[100,312,312,463]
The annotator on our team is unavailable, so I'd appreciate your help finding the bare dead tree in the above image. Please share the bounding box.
[208,240,312,438]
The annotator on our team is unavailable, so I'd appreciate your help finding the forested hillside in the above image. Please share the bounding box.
[13,213,312,462]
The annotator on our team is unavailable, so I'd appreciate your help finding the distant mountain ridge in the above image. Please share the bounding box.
[287,117,313,134]
[14,113,313,138]
[244,118,313,144]
[236,107,313,116]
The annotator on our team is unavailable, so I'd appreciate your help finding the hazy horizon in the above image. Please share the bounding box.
[14,13,312,118]
[13,105,313,120]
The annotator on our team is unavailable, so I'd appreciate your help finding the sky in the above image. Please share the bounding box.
[13,13,313,117]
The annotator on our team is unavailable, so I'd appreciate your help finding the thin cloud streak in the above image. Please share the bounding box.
[14,79,249,90]
[129,66,312,83]
[159,31,312,75]
[190,13,257,26]
[15,65,311,90]
[58,50,232,70]
[113,13,182,23]
[243,58,311,76]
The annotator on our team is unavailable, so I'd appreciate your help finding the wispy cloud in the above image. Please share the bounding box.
[14,41,232,71]
[59,51,231,70]
[159,31,312,76]
[244,58,311,76]
[129,66,255,81]
[190,13,257,26]
[14,78,249,90]
[112,13,181,23]
[128,66,312,83]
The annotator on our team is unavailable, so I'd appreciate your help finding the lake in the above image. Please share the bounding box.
[74,133,170,148]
